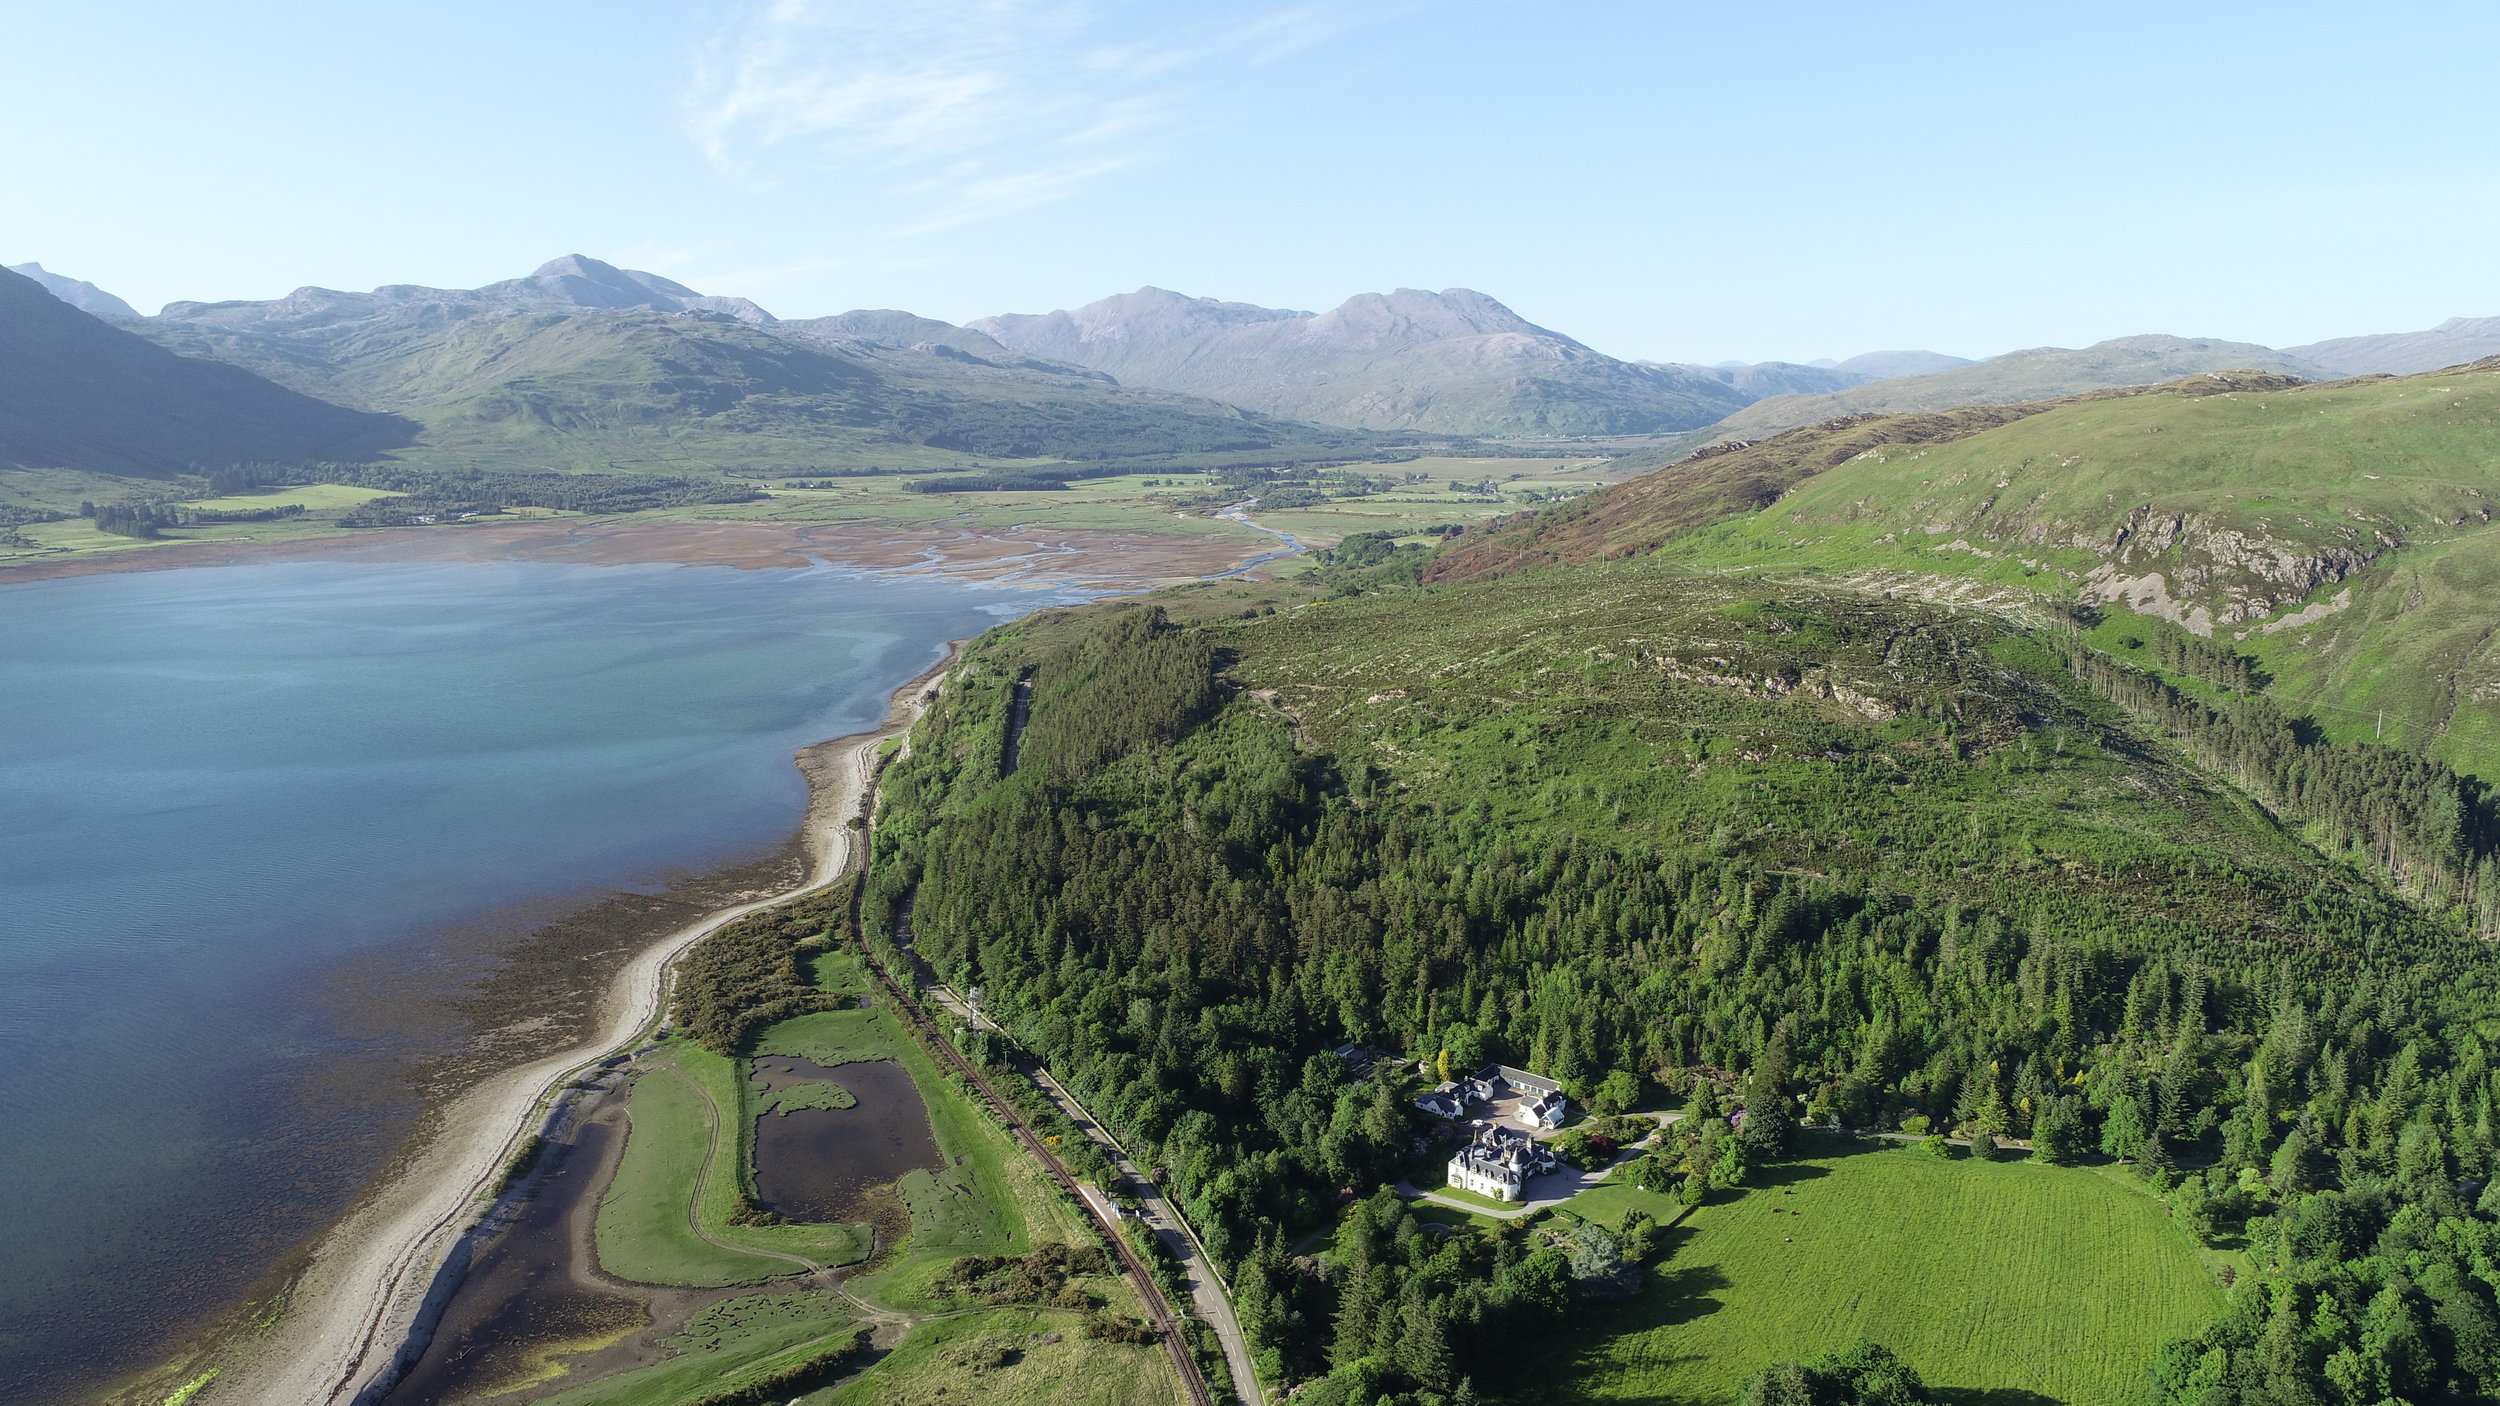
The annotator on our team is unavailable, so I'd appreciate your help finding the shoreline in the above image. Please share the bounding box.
[195,639,967,1406]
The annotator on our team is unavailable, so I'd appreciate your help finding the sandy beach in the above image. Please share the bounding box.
[197,642,962,1406]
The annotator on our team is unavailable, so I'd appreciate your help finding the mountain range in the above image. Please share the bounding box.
[2283,316,2500,376]
[968,286,1806,436]
[14,254,2500,489]
[102,257,1375,476]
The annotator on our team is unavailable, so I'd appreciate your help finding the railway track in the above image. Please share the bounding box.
[851,933,1221,1406]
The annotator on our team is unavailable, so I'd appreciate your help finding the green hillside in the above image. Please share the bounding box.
[1428,399,2072,578]
[0,265,413,477]
[1447,361,2500,783]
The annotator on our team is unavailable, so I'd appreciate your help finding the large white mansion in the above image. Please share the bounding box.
[1445,1123,1559,1201]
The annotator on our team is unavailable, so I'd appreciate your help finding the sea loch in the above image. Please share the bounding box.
[0,559,1066,1405]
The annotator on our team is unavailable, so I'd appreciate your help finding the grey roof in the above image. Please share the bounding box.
[1489,1064,1563,1095]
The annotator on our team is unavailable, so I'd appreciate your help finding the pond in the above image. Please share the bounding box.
[750,1057,944,1222]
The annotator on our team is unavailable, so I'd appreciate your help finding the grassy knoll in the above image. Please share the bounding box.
[808,1305,1179,1406]
[1525,1142,2219,1406]
[537,1292,859,1406]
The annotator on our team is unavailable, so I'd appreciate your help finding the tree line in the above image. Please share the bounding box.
[2069,640,2500,928]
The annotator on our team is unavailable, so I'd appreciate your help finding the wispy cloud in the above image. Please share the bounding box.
[682,1,1373,233]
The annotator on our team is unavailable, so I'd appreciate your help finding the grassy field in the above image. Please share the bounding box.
[809,1305,1181,1406]
[1521,1141,2219,1406]
[1562,1179,1688,1230]
[536,1292,859,1406]
[184,482,394,511]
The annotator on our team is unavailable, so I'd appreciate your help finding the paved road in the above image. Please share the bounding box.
[925,982,1266,1403]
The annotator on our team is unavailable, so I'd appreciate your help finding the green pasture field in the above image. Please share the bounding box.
[1524,1141,2219,1406]
[758,975,1171,1400]
[1366,455,1614,483]
[182,482,394,511]
[537,1292,859,1406]
[1247,497,1520,553]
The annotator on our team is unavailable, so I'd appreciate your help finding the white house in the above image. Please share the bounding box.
[1446,1124,1559,1202]
[1519,1088,1569,1129]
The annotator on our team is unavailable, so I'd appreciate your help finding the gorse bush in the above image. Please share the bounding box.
[672,888,847,1055]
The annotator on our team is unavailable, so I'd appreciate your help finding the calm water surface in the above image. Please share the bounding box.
[0,559,1062,1402]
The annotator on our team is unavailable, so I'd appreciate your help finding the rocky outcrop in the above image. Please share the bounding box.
[2073,508,2384,633]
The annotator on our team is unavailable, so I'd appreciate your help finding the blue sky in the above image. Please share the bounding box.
[6,1,2495,364]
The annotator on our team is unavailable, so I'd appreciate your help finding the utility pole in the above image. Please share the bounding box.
[2377,709,2384,740]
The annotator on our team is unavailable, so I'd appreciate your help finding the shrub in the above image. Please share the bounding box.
[1741,1339,1932,1406]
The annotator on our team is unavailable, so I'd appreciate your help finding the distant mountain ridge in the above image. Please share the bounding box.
[1690,334,2339,446]
[154,254,776,343]
[8,262,139,320]
[0,264,414,476]
[1835,349,1972,379]
[22,249,2500,478]
[2285,316,2500,377]
[123,257,1375,474]
[970,286,1761,436]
